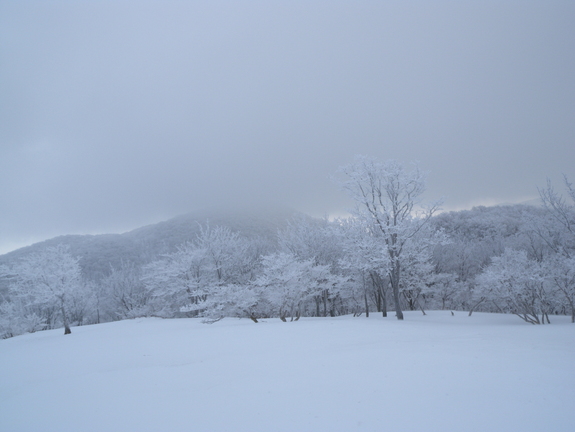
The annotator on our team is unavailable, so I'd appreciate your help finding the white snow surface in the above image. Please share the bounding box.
[1,311,573,432]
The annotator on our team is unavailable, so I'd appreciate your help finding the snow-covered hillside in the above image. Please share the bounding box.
[1,312,573,432]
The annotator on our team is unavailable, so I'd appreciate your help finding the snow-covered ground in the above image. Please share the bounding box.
[1,311,573,432]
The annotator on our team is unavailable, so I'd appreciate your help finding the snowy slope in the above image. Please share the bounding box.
[1,312,573,432]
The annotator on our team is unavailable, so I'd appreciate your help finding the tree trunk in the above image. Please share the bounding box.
[564,294,575,323]
[393,286,404,320]
[390,261,404,320]
[377,273,387,317]
[381,290,387,317]
[364,284,370,318]
[60,298,71,335]
[370,271,388,317]
[468,297,486,316]
[418,301,426,316]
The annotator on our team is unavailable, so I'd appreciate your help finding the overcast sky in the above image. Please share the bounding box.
[1,1,574,254]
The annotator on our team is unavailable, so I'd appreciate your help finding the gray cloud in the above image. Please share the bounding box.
[1,1,574,253]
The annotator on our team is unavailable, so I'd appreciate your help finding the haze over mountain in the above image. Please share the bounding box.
[0,201,545,288]
[0,206,301,280]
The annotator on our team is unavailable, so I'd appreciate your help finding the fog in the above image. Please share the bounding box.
[1,1,574,254]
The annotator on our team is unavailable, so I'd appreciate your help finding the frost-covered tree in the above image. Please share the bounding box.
[6,244,83,334]
[539,176,575,256]
[476,248,554,324]
[145,224,259,317]
[278,216,347,317]
[337,217,390,316]
[255,252,336,321]
[102,261,151,320]
[528,177,575,322]
[180,250,341,323]
[399,240,435,314]
[193,224,257,285]
[0,300,46,339]
[429,204,542,314]
[278,216,342,267]
[424,272,462,311]
[66,281,96,326]
[144,242,209,317]
[544,255,575,323]
[339,156,441,320]
[181,283,263,323]
[402,226,451,312]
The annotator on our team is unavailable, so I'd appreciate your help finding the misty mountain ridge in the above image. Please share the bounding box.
[0,202,547,282]
[0,206,303,280]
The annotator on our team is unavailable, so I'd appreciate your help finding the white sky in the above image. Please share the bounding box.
[1,1,574,254]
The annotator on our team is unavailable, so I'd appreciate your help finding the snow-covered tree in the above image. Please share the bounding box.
[337,217,390,316]
[0,300,45,339]
[544,255,575,323]
[255,252,336,321]
[339,156,441,320]
[529,176,575,322]
[145,224,259,317]
[424,272,462,311]
[476,248,554,324]
[102,261,151,320]
[192,224,253,284]
[144,242,209,317]
[181,283,263,323]
[539,176,575,256]
[399,242,435,314]
[6,244,83,334]
[278,216,347,317]
[66,281,96,326]
[278,216,342,267]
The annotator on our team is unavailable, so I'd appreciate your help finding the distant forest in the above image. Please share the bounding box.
[1,158,574,337]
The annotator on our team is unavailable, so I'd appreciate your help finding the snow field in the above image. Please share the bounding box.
[1,311,574,432]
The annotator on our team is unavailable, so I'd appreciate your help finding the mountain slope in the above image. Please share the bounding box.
[0,207,302,280]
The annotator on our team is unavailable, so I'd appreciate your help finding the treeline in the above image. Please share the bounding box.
[1,158,574,337]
